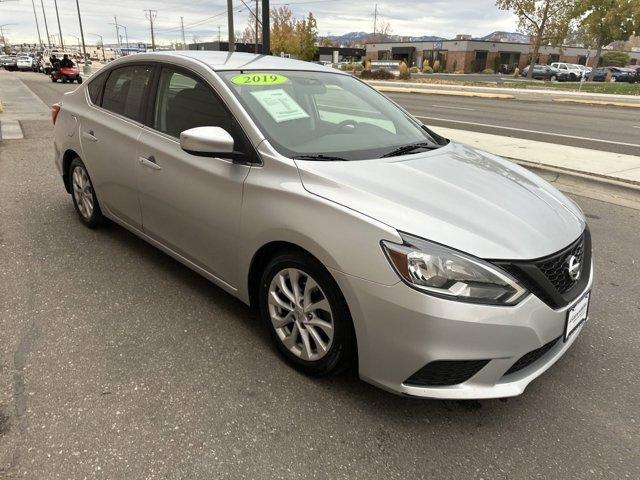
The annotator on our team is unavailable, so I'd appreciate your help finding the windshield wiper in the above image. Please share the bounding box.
[382,142,440,158]
[292,154,347,162]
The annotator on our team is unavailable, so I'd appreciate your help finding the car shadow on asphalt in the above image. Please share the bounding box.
[87,210,523,418]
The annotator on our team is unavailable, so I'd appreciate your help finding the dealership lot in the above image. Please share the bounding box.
[1,71,639,479]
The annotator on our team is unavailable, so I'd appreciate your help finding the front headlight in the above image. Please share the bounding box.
[381,233,528,306]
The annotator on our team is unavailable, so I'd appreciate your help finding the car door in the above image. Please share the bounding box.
[136,66,253,287]
[80,64,153,229]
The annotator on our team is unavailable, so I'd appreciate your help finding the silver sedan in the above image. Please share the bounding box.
[52,52,592,399]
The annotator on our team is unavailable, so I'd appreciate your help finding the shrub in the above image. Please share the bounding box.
[482,68,495,74]
[409,66,419,73]
[422,66,434,74]
[432,59,441,72]
[422,59,430,72]
[398,61,411,80]
[339,62,363,71]
[360,69,395,80]
[513,66,520,78]
[600,51,630,67]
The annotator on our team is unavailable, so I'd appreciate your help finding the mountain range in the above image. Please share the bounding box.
[321,31,531,46]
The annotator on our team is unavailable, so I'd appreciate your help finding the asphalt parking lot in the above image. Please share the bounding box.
[1,73,639,479]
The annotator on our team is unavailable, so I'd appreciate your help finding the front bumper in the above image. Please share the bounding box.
[332,262,593,399]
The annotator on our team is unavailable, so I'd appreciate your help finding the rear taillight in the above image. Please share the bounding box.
[51,103,61,125]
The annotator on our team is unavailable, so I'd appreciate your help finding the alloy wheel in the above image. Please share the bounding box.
[72,165,94,220]
[267,268,334,361]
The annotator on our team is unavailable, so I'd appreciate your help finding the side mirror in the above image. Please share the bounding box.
[180,126,234,157]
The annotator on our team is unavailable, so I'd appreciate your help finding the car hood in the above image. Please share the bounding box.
[295,141,586,260]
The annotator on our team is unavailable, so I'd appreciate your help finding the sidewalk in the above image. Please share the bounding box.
[367,79,640,106]
[433,126,640,208]
[0,71,50,140]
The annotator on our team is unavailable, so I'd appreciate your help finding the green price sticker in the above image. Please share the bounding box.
[231,73,289,86]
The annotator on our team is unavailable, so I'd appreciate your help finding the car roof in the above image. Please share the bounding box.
[116,51,342,73]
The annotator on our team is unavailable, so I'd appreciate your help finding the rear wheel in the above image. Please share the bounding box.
[77,76,83,84]
[69,158,106,229]
[259,251,356,376]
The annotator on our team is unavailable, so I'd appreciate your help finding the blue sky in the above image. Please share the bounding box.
[1,0,518,45]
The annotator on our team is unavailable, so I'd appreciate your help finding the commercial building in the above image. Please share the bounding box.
[188,41,364,63]
[366,39,640,73]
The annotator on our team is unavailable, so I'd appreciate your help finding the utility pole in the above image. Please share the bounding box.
[180,17,186,50]
[261,0,269,55]
[373,4,378,37]
[53,0,63,48]
[113,16,121,55]
[217,25,221,43]
[74,0,90,73]
[31,0,43,47]
[227,0,234,52]
[145,9,157,51]
[255,0,259,53]
[40,0,50,48]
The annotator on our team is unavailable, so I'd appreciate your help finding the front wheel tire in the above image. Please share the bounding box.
[259,251,356,376]
[69,158,106,228]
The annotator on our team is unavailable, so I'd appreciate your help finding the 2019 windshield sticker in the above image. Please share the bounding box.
[231,73,289,85]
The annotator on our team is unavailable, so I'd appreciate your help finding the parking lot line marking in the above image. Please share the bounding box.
[634,126,640,129]
[430,104,476,111]
[415,115,640,149]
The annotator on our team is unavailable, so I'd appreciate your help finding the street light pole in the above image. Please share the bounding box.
[53,0,64,49]
[227,0,234,52]
[40,0,51,48]
[31,0,43,47]
[73,0,89,74]
[113,16,121,56]
[88,33,105,61]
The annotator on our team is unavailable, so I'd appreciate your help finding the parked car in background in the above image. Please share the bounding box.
[628,65,640,82]
[0,55,17,71]
[591,67,637,83]
[573,64,592,78]
[52,51,592,399]
[16,54,35,71]
[521,64,568,81]
[550,62,583,81]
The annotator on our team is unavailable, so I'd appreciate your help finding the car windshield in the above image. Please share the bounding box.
[218,70,444,160]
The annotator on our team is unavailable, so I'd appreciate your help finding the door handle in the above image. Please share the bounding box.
[138,155,162,170]
[82,130,97,142]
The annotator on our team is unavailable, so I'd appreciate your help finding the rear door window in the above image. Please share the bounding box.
[87,71,108,105]
[102,65,153,122]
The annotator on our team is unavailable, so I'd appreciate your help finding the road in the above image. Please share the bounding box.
[14,70,640,157]
[1,71,639,479]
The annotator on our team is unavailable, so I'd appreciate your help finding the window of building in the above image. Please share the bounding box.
[102,65,153,122]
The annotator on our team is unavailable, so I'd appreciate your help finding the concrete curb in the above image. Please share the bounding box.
[375,85,515,100]
[513,159,640,210]
[554,98,640,109]
[366,79,640,105]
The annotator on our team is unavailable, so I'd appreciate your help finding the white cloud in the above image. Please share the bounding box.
[1,0,517,46]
